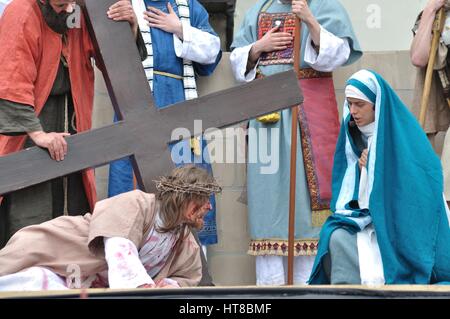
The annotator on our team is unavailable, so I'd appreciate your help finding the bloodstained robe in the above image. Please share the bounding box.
[0,190,202,287]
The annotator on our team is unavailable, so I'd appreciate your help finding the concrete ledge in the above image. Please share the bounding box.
[2,285,450,299]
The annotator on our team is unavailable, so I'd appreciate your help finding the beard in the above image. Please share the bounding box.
[185,208,207,231]
[37,0,71,34]
[186,216,204,231]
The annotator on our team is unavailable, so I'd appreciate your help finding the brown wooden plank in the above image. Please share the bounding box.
[82,0,154,119]
[0,70,302,195]
[0,124,133,195]
[0,0,303,197]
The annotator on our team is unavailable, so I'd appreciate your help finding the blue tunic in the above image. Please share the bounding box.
[108,0,222,245]
[231,0,361,256]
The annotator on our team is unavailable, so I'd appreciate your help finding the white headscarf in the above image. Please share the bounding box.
[345,85,373,105]
[345,71,376,132]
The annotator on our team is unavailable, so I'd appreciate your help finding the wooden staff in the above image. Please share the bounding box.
[419,7,446,126]
[287,15,302,286]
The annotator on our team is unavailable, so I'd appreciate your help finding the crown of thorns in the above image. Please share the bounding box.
[154,176,222,196]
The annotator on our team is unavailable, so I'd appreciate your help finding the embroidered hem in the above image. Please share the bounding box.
[248,239,319,256]
[298,105,331,214]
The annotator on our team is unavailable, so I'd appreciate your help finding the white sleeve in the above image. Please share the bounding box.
[173,25,221,64]
[304,26,351,72]
[230,43,259,83]
[104,237,154,289]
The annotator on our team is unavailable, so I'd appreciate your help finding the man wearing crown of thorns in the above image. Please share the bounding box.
[0,165,221,291]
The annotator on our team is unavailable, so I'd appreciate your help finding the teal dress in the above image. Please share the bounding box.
[309,70,450,284]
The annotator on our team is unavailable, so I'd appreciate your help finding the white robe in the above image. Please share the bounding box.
[355,124,385,285]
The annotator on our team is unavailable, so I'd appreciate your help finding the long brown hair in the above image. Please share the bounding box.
[155,165,218,234]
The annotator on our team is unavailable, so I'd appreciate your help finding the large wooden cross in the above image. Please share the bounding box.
[0,0,303,196]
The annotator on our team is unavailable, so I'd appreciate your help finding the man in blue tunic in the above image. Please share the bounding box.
[108,0,222,252]
[309,69,450,285]
[230,0,361,285]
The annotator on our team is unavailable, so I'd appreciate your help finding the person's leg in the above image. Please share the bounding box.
[66,172,90,216]
[6,182,53,240]
[328,228,361,284]
[255,255,285,286]
[293,255,316,285]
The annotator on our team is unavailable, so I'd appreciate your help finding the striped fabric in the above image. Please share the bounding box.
[177,0,198,100]
[136,0,198,100]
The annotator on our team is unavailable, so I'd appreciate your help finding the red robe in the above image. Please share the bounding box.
[0,0,97,208]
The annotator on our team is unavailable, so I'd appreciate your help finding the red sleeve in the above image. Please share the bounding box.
[0,3,40,107]
[81,13,96,59]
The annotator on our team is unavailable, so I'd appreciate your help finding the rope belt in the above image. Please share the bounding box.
[153,70,183,80]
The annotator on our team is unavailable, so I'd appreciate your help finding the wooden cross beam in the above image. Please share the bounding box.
[0,0,303,196]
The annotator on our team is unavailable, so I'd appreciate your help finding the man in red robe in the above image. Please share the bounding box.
[0,0,146,246]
